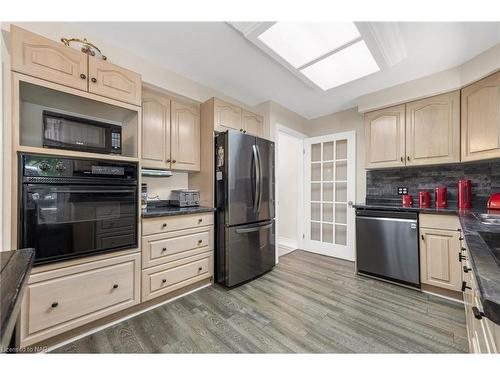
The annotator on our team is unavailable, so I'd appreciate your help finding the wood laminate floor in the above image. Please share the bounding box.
[53,250,468,353]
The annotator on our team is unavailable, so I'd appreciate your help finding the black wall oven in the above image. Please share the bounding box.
[19,153,138,265]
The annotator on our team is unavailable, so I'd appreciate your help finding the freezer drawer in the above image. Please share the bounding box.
[220,220,276,287]
[356,211,420,287]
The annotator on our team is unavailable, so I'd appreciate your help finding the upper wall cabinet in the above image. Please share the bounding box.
[171,100,201,171]
[142,89,171,169]
[214,98,242,132]
[88,57,141,106]
[11,25,88,91]
[461,71,500,162]
[242,110,264,137]
[405,91,460,166]
[11,25,141,106]
[141,87,200,172]
[365,104,406,169]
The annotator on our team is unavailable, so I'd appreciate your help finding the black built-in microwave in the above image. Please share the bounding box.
[42,111,122,155]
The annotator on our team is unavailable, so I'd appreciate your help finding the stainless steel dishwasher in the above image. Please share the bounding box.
[356,209,420,289]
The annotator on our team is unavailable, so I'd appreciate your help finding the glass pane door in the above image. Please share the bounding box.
[304,132,355,260]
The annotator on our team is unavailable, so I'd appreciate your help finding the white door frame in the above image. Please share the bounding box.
[303,130,356,261]
[274,123,306,263]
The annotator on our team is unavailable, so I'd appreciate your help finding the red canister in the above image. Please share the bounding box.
[435,187,448,208]
[419,191,431,208]
[458,179,472,209]
[402,194,413,207]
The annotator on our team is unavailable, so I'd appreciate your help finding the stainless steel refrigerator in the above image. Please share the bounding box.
[214,130,276,287]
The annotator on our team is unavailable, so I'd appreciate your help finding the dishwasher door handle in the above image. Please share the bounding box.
[356,216,417,224]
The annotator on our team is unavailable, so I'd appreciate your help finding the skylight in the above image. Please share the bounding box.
[258,22,361,68]
[301,40,380,90]
[256,22,380,90]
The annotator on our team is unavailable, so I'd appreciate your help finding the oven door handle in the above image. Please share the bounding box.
[27,187,136,194]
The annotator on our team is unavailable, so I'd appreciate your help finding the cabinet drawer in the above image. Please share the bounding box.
[142,212,213,236]
[142,226,213,268]
[419,213,460,231]
[142,253,212,302]
[21,252,140,346]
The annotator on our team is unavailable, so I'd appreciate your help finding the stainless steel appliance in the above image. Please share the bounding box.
[19,153,138,264]
[356,209,420,288]
[170,189,200,207]
[215,131,276,287]
[43,111,122,155]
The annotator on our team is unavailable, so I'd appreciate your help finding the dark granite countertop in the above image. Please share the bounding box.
[0,248,35,350]
[142,204,216,218]
[353,202,500,325]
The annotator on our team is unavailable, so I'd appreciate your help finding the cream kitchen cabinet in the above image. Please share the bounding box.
[171,100,201,171]
[364,104,406,169]
[141,88,200,172]
[419,214,462,292]
[141,88,171,169]
[461,71,500,162]
[213,98,242,132]
[242,110,264,137]
[405,91,460,166]
[11,25,141,106]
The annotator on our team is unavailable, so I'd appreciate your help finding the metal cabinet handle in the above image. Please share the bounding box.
[421,234,425,241]
[162,223,167,228]
[461,281,471,292]
[166,159,171,163]
[198,267,203,272]
[162,247,167,252]
[458,253,466,262]
[407,156,410,161]
[459,237,464,241]
[91,77,97,83]
[198,218,203,224]
[51,302,59,308]
[113,284,119,289]
[472,306,485,320]
[463,266,472,273]
[162,279,167,283]
[240,128,243,132]
[400,156,404,162]
[172,160,177,163]
[80,73,86,80]
[198,239,203,245]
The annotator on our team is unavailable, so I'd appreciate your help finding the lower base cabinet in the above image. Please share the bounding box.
[20,252,141,347]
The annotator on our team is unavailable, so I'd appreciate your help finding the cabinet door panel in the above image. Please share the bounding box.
[364,105,406,169]
[462,71,500,161]
[11,25,88,91]
[214,99,242,131]
[242,110,263,137]
[88,57,141,105]
[141,90,170,169]
[406,91,460,166]
[171,100,200,171]
[420,228,461,291]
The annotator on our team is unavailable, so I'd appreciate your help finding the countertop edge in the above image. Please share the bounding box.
[141,206,216,218]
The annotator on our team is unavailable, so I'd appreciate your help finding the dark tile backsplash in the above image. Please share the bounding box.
[366,159,500,208]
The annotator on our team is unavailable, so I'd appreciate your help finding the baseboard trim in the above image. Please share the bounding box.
[46,281,211,352]
[278,236,298,250]
[421,283,463,304]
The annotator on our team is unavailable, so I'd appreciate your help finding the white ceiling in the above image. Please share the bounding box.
[68,22,500,119]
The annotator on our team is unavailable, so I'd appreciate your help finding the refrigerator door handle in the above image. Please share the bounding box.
[235,222,273,233]
[252,144,260,212]
[255,144,263,213]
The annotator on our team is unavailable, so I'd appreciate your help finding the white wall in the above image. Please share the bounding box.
[306,108,366,204]
[277,131,301,244]
[142,173,189,201]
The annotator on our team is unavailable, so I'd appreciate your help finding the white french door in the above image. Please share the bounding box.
[303,131,356,261]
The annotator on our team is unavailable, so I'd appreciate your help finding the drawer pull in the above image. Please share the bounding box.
[162,279,167,283]
[80,73,86,80]
[198,218,203,224]
[113,284,119,289]
[198,267,203,272]
[91,77,97,83]
[162,247,167,252]
[162,223,167,228]
[461,281,471,292]
[472,306,485,320]
[51,302,59,308]
[458,253,466,262]
[463,266,472,273]
[198,239,203,245]
[459,237,464,241]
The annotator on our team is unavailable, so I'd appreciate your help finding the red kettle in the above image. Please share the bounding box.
[458,179,472,209]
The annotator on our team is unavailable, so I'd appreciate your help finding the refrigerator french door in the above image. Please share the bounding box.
[215,131,276,287]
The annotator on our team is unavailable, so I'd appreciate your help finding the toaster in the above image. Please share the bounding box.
[170,189,200,207]
[487,193,500,210]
